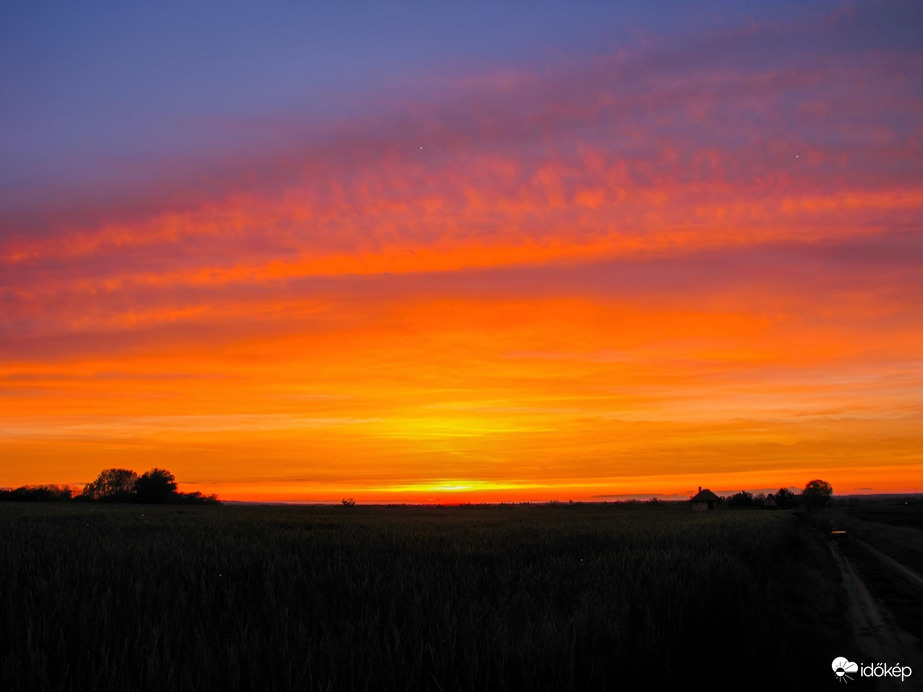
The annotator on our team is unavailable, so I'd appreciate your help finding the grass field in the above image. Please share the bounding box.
[1,502,852,690]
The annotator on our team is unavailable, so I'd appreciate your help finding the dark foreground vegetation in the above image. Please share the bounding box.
[0,502,857,691]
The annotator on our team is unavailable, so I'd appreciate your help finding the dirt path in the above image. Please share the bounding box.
[827,541,923,688]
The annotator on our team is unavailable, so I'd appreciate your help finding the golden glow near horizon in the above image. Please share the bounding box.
[2,8,922,502]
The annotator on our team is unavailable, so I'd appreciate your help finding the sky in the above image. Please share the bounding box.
[2,0,922,503]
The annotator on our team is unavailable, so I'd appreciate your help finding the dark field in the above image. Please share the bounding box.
[826,501,923,647]
[1,503,857,690]
[847,502,923,533]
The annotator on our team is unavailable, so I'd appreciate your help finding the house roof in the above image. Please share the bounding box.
[691,489,720,502]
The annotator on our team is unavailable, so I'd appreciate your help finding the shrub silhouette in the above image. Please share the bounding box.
[174,491,220,505]
[726,490,755,508]
[0,485,72,502]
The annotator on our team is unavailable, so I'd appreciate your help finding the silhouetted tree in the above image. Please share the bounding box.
[801,479,833,509]
[775,487,798,509]
[134,468,178,503]
[726,490,755,508]
[81,468,138,502]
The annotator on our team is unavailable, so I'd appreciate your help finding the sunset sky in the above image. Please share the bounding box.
[2,1,921,502]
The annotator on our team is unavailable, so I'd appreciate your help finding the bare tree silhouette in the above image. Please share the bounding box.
[81,468,139,502]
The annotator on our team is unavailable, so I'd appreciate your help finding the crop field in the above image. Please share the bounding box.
[1,503,852,691]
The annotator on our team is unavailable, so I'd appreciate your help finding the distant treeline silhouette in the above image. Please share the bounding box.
[722,487,797,509]
[0,468,219,504]
[716,480,833,509]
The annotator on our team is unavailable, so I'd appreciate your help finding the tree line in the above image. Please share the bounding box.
[0,468,219,505]
[718,479,833,509]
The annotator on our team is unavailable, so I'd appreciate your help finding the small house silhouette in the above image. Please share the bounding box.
[691,486,720,511]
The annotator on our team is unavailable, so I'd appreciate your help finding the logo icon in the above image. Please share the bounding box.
[832,657,858,683]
